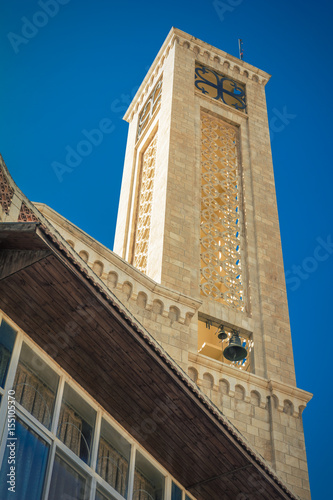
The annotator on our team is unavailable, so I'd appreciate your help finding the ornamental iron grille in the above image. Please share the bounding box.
[195,63,246,112]
[133,132,158,274]
[200,112,244,311]
[137,78,162,140]
[18,201,39,222]
[0,167,14,216]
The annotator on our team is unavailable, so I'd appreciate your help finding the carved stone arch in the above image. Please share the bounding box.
[271,394,279,410]
[283,399,294,416]
[235,384,245,401]
[223,61,230,70]
[67,240,75,249]
[122,281,133,300]
[188,367,198,383]
[250,390,261,407]
[93,260,103,277]
[183,41,190,50]
[299,405,306,418]
[107,271,118,289]
[193,45,200,56]
[79,250,89,263]
[219,378,229,396]
[185,312,194,326]
[213,55,220,64]
[152,299,163,315]
[168,305,180,323]
[137,291,148,309]
[243,70,249,78]
[203,50,210,62]
[202,372,214,390]
[252,74,259,83]
[172,36,180,46]
[233,65,241,73]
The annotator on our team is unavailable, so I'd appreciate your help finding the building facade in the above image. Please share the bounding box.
[0,28,311,500]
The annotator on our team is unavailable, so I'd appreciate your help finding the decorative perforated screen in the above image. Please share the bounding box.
[200,112,244,311]
[133,133,158,274]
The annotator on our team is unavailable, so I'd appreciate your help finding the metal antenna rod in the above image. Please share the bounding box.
[238,39,244,60]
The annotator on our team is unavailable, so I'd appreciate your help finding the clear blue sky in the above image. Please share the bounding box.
[1,1,332,498]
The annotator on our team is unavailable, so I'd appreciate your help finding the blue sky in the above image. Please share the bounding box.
[1,0,332,497]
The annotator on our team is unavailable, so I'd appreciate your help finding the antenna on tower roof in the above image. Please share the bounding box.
[238,39,244,60]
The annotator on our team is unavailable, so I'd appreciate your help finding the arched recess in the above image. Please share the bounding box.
[235,384,245,401]
[152,300,163,315]
[93,260,103,277]
[271,394,279,410]
[107,271,118,289]
[79,250,89,263]
[283,399,294,416]
[250,390,261,407]
[219,379,229,396]
[168,306,180,323]
[137,292,147,309]
[188,367,198,383]
[202,372,214,390]
[122,282,133,300]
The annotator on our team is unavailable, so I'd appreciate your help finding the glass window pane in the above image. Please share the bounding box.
[134,451,164,500]
[97,418,131,497]
[14,343,59,429]
[0,418,49,500]
[0,318,16,388]
[172,482,182,500]
[49,453,90,500]
[57,383,96,464]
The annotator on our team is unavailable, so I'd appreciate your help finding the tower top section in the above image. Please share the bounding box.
[124,27,271,122]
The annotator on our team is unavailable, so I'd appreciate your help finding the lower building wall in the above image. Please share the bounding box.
[191,363,311,500]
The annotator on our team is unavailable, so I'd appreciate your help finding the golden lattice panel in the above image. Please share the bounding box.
[200,112,244,311]
[133,133,157,274]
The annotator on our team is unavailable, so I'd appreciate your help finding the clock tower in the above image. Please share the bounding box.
[114,28,312,499]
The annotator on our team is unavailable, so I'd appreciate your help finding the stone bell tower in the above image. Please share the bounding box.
[114,28,312,499]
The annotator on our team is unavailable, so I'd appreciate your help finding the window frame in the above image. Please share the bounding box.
[0,311,196,500]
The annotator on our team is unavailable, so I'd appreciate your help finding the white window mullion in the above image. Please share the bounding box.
[0,331,22,463]
[127,444,136,499]
[90,409,101,473]
[50,375,65,436]
[165,475,172,500]
[89,475,97,500]
[41,439,57,500]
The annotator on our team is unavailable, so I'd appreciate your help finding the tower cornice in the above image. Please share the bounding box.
[123,27,271,122]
